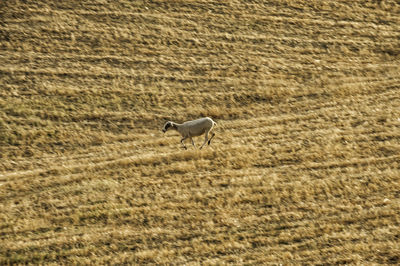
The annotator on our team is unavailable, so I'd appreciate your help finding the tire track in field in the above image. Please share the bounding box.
[0,141,231,183]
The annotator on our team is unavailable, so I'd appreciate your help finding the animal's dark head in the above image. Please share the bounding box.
[162,121,175,133]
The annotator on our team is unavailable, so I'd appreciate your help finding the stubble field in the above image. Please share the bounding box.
[1,0,400,264]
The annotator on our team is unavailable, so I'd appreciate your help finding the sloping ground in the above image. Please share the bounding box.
[1,0,400,264]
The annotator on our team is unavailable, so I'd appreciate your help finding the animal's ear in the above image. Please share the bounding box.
[163,121,171,132]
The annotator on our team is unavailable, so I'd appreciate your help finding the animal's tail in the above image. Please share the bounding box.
[212,120,228,132]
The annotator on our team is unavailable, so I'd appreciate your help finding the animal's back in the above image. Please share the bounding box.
[184,117,214,136]
[183,117,212,126]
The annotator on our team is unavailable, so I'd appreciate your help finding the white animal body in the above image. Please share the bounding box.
[162,117,217,149]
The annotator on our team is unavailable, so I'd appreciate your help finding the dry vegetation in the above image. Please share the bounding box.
[1,0,400,264]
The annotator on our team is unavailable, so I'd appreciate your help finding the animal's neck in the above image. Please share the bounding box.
[172,122,182,131]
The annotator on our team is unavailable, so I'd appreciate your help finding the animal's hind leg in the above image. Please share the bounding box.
[191,137,196,148]
[200,132,209,149]
[208,132,215,145]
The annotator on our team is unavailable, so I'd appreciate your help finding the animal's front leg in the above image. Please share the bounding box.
[181,137,188,150]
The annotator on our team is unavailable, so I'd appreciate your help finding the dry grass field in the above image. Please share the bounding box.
[1,0,400,264]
